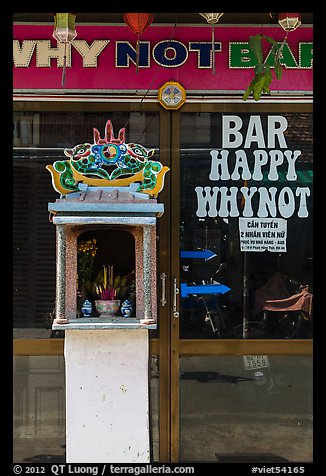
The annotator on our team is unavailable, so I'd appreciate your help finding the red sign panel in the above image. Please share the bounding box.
[13,24,313,92]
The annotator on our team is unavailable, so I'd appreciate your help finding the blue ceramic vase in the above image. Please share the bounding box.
[120,299,133,317]
[81,300,93,317]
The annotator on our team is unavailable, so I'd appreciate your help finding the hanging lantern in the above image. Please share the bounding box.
[53,13,77,87]
[199,13,224,75]
[123,13,154,35]
[53,13,77,43]
[123,13,154,72]
[199,13,224,24]
[278,13,301,31]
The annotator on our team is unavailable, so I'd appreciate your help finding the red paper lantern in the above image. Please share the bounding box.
[123,13,154,35]
[123,13,154,72]
[278,13,301,31]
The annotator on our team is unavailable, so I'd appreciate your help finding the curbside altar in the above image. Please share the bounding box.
[47,120,168,462]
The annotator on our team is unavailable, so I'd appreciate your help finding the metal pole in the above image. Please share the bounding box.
[212,25,216,75]
[242,252,249,338]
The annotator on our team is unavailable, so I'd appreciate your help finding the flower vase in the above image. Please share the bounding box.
[95,299,121,318]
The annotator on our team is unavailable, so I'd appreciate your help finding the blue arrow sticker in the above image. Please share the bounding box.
[180,282,231,298]
[180,249,217,261]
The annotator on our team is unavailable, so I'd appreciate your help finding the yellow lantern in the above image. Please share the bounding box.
[53,13,77,43]
[199,13,224,74]
[53,13,77,87]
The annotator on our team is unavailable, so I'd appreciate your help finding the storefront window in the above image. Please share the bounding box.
[13,110,160,333]
[179,355,313,462]
[179,112,313,339]
[13,356,66,463]
[13,355,159,463]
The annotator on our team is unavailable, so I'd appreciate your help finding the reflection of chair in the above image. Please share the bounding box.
[254,272,291,316]
[254,272,313,318]
[262,285,313,321]
[253,272,313,338]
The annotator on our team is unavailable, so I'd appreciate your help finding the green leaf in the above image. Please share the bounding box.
[272,42,280,52]
[262,35,277,46]
[255,64,264,75]
[242,76,258,101]
[264,64,271,76]
[249,35,263,64]
[262,67,273,93]
[270,43,283,80]
[242,88,251,101]
[264,40,283,81]
[270,42,279,60]
[274,59,283,80]
[253,90,262,101]
[253,75,266,101]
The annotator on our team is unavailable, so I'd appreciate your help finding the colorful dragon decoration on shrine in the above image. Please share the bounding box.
[46,119,169,197]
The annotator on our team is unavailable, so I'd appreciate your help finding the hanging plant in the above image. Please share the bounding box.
[242,34,283,101]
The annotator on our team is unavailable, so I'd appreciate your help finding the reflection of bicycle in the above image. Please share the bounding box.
[231,283,313,339]
[180,263,230,338]
[200,292,227,337]
[181,269,313,339]
[180,285,229,337]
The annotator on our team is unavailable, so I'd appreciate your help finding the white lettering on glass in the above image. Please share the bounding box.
[195,115,311,219]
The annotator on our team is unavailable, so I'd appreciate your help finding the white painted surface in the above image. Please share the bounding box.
[53,318,156,330]
[64,329,150,463]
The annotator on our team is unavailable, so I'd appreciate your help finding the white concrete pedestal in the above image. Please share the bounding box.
[64,329,150,463]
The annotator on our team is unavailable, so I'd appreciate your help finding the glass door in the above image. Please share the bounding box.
[167,106,313,462]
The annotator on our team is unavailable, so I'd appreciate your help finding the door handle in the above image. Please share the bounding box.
[160,272,167,306]
[172,277,179,318]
